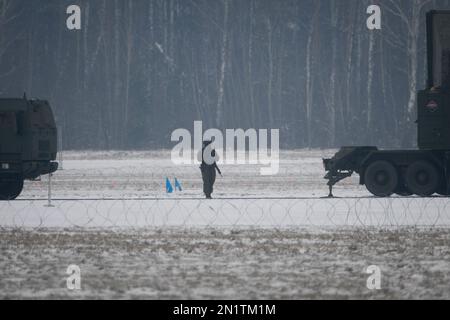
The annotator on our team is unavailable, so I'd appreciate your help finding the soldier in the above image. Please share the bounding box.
[198,140,222,199]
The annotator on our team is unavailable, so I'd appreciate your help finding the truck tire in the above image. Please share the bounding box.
[405,161,440,197]
[0,177,24,200]
[364,161,398,197]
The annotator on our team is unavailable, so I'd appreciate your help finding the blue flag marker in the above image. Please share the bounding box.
[174,178,182,192]
[166,177,174,193]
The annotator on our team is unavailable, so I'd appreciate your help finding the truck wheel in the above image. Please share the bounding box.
[0,177,24,200]
[405,161,440,197]
[364,161,398,197]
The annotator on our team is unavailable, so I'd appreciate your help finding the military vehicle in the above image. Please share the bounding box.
[0,97,58,200]
[324,10,450,197]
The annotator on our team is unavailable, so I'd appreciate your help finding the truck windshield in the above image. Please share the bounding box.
[31,104,55,127]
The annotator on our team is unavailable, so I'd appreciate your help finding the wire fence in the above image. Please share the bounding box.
[1,196,450,230]
[2,151,450,231]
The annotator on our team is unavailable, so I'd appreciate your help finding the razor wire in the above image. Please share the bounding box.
[2,160,450,230]
[1,196,450,230]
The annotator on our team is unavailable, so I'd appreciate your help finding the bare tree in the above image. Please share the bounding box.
[216,0,229,128]
[305,1,320,146]
[385,0,431,122]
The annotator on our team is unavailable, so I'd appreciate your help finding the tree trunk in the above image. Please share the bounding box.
[216,0,229,128]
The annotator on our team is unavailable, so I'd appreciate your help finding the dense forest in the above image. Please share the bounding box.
[0,0,449,150]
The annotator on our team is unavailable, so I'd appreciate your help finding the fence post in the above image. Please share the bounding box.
[58,125,63,170]
[45,173,54,207]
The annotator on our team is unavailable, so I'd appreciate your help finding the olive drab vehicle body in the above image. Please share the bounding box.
[0,98,58,200]
[324,11,450,197]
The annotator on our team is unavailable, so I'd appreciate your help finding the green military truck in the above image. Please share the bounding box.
[0,97,58,200]
[324,11,450,197]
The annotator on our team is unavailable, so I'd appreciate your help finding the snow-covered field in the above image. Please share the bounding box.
[21,149,341,200]
[1,150,450,299]
[4,149,450,228]
[1,228,450,299]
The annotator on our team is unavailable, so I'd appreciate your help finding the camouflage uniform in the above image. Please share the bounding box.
[198,141,221,199]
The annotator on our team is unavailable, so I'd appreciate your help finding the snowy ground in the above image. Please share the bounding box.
[4,149,450,228]
[20,149,340,199]
[1,150,450,299]
[1,228,450,299]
